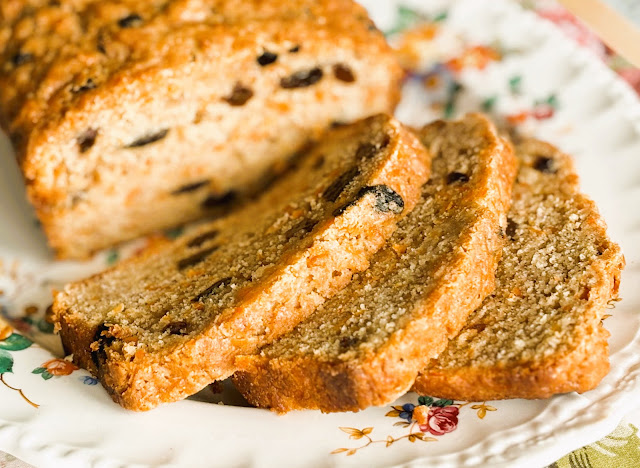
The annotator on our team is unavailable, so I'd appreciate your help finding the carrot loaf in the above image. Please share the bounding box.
[0,0,402,258]
[233,114,517,413]
[52,114,430,411]
[413,139,625,401]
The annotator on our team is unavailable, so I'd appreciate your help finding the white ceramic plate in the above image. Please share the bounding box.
[1,1,640,467]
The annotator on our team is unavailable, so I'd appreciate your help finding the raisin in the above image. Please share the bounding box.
[378,134,391,150]
[257,51,278,66]
[281,140,315,174]
[126,129,169,148]
[249,169,280,197]
[163,321,189,335]
[332,203,350,216]
[339,336,358,350]
[354,136,388,161]
[171,180,209,195]
[90,323,115,368]
[223,83,253,106]
[533,156,556,173]
[284,218,318,240]
[97,35,107,54]
[362,185,404,214]
[177,246,219,270]
[72,78,97,93]
[118,13,143,28]
[506,218,518,239]
[280,67,323,89]
[288,45,300,53]
[333,185,404,216]
[447,172,470,184]
[333,64,355,83]
[11,51,33,66]
[469,323,487,332]
[355,142,377,160]
[192,277,233,303]
[312,154,326,170]
[322,166,360,202]
[330,121,347,129]
[201,190,236,209]
[186,230,219,248]
[580,286,591,300]
[77,128,98,153]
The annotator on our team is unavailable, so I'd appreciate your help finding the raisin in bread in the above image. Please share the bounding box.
[413,139,625,401]
[52,114,430,411]
[0,0,402,258]
[232,114,517,413]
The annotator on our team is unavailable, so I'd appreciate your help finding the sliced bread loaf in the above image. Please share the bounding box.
[52,114,430,411]
[412,138,625,400]
[232,114,517,413]
[0,0,402,258]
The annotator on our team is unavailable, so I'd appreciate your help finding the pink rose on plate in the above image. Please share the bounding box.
[419,406,459,436]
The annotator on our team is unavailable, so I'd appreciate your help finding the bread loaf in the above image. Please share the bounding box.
[412,138,625,400]
[53,114,430,411]
[233,114,517,413]
[0,0,402,258]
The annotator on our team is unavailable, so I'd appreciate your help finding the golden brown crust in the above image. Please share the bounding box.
[233,217,507,413]
[415,327,610,401]
[233,114,518,413]
[53,114,430,411]
[413,139,625,401]
[1,0,402,258]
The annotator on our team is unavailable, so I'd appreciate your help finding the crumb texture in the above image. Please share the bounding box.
[413,138,625,400]
[53,114,430,411]
[262,118,509,361]
[233,113,517,412]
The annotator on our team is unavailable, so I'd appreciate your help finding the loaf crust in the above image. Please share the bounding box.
[413,139,625,401]
[233,114,517,413]
[53,114,430,411]
[0,0,402,258]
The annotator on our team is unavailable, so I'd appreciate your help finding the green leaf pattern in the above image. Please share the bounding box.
[0,332,32,375]
[32,367,53,380]
[417,396,453,407]
[0,333,32,351]
[0,350,13,374]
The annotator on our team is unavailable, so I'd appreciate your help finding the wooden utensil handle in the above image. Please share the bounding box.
[558,0,640,67]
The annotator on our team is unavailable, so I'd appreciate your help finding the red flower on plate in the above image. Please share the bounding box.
[419,406,459,436]
[531,104,555,120]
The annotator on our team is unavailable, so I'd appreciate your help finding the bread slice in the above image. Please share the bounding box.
[232,114,517,413]
[412,138,625,401]
[52,114,430,411]
[0,0,402,258]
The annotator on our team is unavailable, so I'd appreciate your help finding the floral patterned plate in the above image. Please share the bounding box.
[2,0,640,467]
